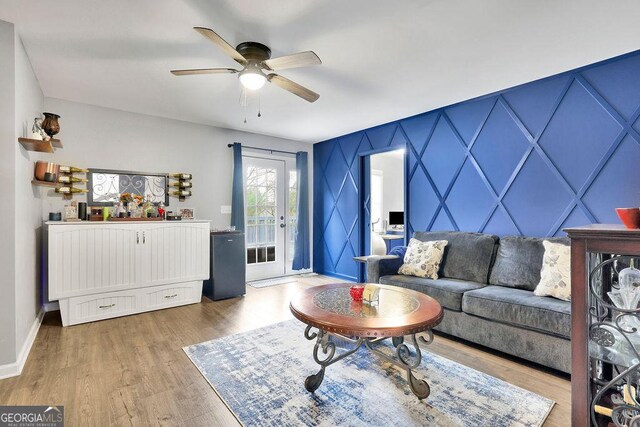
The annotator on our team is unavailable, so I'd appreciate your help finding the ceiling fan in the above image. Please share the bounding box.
[171,27,321,103]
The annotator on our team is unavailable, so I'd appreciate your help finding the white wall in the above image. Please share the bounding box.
[42,98,312,228]
[0,20,17,366]
[370,150,404,228]
[14,33,45,362]
[1,23,313,373]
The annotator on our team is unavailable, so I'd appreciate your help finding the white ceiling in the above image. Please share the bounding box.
[2,0,640,143]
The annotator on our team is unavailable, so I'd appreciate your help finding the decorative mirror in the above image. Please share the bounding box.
[87,169,169,206]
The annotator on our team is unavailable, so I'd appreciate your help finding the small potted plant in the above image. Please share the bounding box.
[120,193,144,217]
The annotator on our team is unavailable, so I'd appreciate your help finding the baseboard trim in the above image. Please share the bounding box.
[0,309,44,380]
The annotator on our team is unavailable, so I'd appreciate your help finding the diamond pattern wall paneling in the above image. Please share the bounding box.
[314,50,640,281]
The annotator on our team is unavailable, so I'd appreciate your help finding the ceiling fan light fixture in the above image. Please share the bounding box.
[239,68,266,90]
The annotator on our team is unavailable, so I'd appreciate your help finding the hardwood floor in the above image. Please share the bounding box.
[0,275,570,426]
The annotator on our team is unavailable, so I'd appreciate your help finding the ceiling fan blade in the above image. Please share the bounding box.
[263,51,321,71]
[193,27,247,65]
[171,68,239,76]
[267,74,319,103]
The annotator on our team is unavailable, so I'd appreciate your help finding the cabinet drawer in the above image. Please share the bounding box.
[65,290,138,325]
[140,282,202,310]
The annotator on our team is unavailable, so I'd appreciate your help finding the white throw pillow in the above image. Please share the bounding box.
[534,240,571,301]
[398,238,448,279]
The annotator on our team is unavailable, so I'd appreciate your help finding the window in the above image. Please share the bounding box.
[245,166,277,264]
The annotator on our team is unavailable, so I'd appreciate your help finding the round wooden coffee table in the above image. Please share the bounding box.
[290,283,443,400]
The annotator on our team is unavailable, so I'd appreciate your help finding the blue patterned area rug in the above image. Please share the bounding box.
[184,319,554,427]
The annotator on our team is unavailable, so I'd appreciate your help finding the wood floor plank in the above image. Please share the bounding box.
[0,275,570,426]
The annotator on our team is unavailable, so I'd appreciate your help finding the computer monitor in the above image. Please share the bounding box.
[388,211,404,227]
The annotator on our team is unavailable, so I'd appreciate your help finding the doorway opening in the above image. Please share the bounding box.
[359,148,406,280]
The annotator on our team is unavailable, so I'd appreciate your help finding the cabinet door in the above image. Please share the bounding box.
[49,224,142,299]
[140,223,209,285]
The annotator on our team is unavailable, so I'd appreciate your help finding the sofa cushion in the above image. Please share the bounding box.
[398,239,448,279]
[489,236,570,291]
[379,275,485,311]
[534,240,571,301]
[462,285,571,338]
[413,231,498,283]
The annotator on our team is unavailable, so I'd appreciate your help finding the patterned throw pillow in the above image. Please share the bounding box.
[398,238,448,279]
[534,240,571,301]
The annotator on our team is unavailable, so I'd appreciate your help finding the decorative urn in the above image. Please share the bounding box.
[41,112,60,138]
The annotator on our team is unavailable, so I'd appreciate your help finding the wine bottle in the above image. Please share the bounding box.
[169,181,192,188]
[58,175,88,183]
[56,187,89,194]
[170,173,192,180]
[171,190,192,197]
[59,166,89,173]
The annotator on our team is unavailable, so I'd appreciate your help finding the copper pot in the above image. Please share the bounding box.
[35,161,59,182]
[41,112,60,138]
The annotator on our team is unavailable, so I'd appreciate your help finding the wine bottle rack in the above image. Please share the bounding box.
[169,173,192,201]
[54,166,89,200]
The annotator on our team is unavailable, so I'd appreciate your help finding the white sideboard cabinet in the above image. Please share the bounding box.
[47,221,210,326]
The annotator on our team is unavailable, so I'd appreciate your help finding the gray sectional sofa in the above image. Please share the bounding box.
[366,231,571,373]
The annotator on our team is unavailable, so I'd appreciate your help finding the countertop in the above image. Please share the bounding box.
[46,220,211,225]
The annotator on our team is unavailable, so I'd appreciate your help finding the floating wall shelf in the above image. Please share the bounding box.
[31,179,60,188]
[18,137,63,153]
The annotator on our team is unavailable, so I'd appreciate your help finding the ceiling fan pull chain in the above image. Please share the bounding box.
[258,93,262,118]
[239,86,249,108]
[240,85,249,124]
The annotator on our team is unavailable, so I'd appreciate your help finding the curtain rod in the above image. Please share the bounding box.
[227,143,298,156]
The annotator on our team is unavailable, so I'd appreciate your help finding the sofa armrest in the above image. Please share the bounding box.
[366,256,404,283]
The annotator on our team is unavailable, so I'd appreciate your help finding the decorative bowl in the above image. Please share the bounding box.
[616,208,640,229]
[349,285,364,301]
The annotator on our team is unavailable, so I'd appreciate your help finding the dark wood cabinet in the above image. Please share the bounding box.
[566,224,640,426]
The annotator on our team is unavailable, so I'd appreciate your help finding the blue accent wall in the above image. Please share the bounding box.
[314,50,640,281]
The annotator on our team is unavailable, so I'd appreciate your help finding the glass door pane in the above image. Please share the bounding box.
[245,165,277,265]
[288,170,297,263]
[243,156,287,280]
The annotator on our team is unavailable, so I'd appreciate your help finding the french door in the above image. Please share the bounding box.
[243,156,296,280]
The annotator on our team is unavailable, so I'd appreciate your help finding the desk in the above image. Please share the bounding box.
[380,234,404,241]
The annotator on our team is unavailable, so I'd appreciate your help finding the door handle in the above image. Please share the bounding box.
[143,232,146,244]
[280,223,286,228]
[136,232,139,244]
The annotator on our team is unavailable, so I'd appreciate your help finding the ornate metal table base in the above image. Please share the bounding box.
[303,325,434,400]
